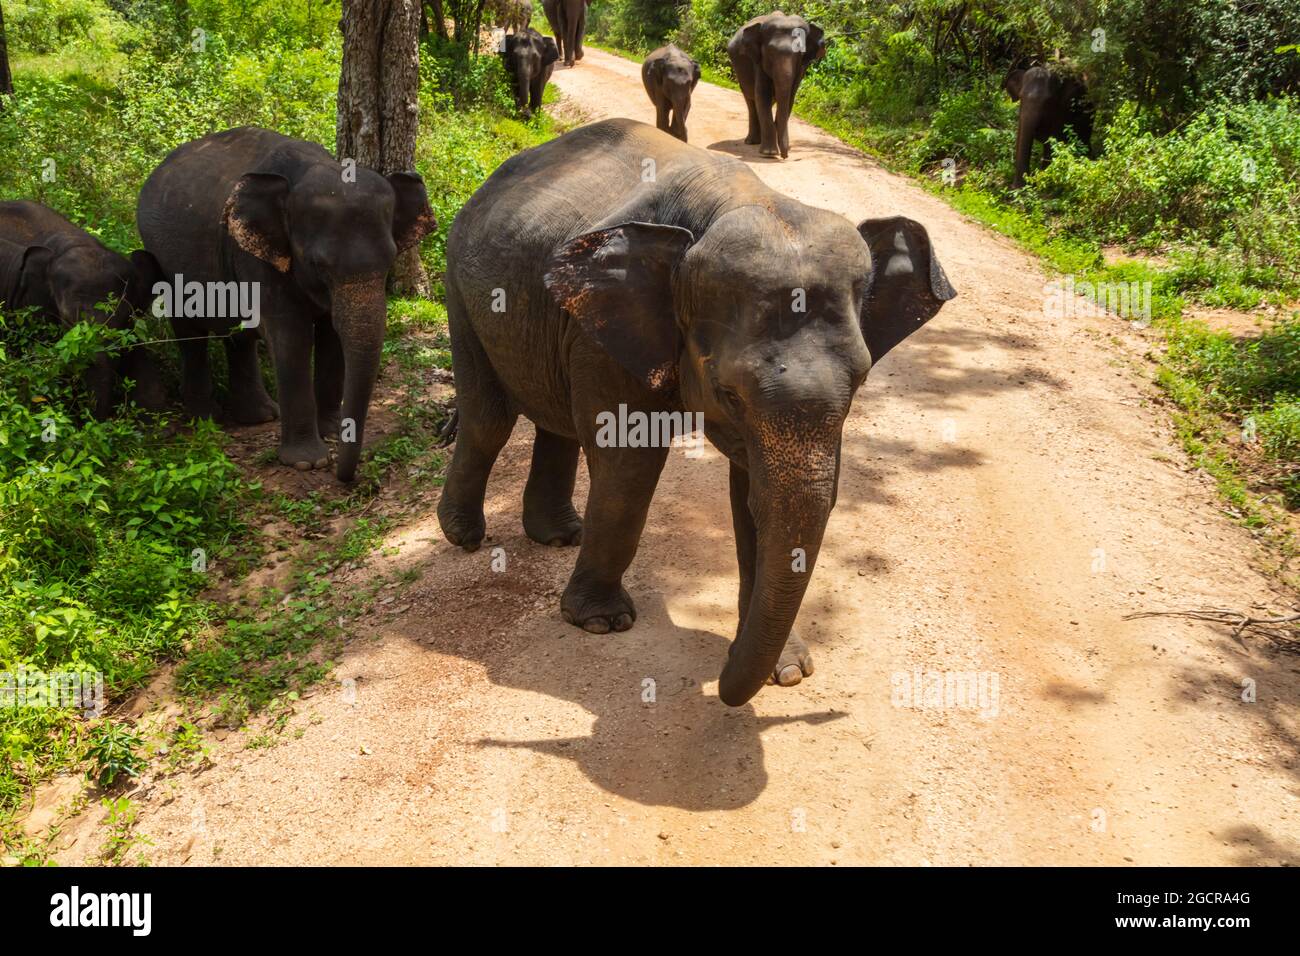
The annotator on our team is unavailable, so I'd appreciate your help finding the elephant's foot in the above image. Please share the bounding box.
[278,435,330,471]
[744,132,761,145]
[769,631,814,687]
[181,394,223,422]
[759,145,779,158]
[437,497,486,552]
[227,392,279,425]
[561,577,636,634]
[574,47,584,60]
[522,500,582,547]
[317,411,342,441]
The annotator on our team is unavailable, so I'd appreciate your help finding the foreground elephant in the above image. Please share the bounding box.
[440,119,955,706]
[541,0,587,67]
[1003,65,1094,188]
[642,44,700,142]
[0,201,163,417]
[137,127,436,481]
[502,28,559,117]
[727,11,826,158]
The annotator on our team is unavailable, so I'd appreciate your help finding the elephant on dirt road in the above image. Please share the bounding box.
[136,127,436,481]
[642,44,700,142]
[541,0,587,67]
[439,118,955,706]
[0,200,164,418]
[727,11,826,158]
[1003,65,1094,188]
[502,27,559,117]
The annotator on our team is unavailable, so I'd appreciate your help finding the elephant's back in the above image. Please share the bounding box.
[137,127,296,279]
[0,200,89,248]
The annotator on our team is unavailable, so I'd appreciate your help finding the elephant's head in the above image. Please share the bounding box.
[223,162,436,481]
[544,208,955,705]
[502,29,559,116]
[739,13,825,96]
[1,237,162,416]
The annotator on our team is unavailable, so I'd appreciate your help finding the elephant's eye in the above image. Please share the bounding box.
[718,386,744,413]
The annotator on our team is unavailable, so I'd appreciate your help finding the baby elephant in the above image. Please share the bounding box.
[642,44,700,142]
[0,201,163,417]
[501,28,559,118]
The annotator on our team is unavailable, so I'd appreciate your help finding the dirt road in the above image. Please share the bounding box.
[55,49,1300,866]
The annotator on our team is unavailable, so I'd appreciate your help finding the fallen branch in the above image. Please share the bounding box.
[1123,607,1300,645]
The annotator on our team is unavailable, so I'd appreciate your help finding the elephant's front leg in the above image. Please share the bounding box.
[264,308,329,470]
[729,461,814,686]
[654,96,671,134]
[313,318,344,440]
[561,442,667,633]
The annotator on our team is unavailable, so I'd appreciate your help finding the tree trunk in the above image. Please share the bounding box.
[0,1,15,99]
[337,0,428,296]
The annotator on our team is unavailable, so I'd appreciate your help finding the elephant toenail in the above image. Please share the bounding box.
[583,618,611,635]
[294,460,311,471]
[776,664,803,686]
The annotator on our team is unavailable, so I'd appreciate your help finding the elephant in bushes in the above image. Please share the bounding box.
[541,0,587,67]
[728,11,826,159]
[439,119,955,706]
[502,28,558,117]
[1004,65,1094,188]
[642,44,700,142]
[0,200,164,418]
[136,127,436,481]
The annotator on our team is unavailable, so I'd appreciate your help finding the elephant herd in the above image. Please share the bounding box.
[3,9,971,706]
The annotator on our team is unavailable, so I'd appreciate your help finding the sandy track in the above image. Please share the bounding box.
[54,49,1300,866]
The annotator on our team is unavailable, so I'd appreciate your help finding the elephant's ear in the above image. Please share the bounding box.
[542,36,560,66]
[1004,68,1026,102]
[387,171,438,254]
[691,58,701,88]
[126,249,165,314]
[2,244,53,309]
[801,22,827,65]
[222,172,291,273]
[739,20,765,60]
[857,216,956,363]
[543,222,695,392]
[502,33,517,58]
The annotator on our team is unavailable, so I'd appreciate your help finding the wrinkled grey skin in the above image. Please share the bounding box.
[502,28,559,118]
[440,119,955,706]
[641,44,701,142]
[727,11,826,159]
[1004,65,1094,188]
[0,201,164,418]
[541,0,588,67]
[137,127,436,481]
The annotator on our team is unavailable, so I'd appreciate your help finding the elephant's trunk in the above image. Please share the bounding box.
[718,433,837,706]
[668,85,691,140]
[331,274,387,483]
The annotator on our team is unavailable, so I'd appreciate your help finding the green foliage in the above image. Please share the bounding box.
[85,721,146,788]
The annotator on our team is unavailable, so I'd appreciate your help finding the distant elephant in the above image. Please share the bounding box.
[502,27,559,117]
[1003,65,1094,188]
[490,0,532,33]
[0,201,164,417]
[541,0,588,67]
[136,127,436,481]
[439,119,955,707]
[727,11,826,158]
[642,44,700,142]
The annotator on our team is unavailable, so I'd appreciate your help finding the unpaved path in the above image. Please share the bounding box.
[56,49,1300,866]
